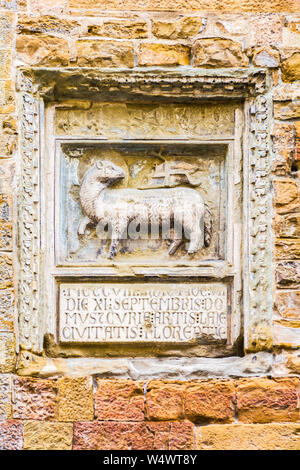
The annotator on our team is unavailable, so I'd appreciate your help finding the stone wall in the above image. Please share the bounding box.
[0,0,300,450]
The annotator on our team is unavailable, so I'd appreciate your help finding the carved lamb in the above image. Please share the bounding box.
[78,160,212,259]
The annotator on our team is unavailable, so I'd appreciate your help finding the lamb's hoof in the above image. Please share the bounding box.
[168,240,182,255]
[168,245,178,255]
[108,249,117,259]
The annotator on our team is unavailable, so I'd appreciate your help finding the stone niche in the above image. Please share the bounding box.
[43,99,242,357]
[17,71,273,358]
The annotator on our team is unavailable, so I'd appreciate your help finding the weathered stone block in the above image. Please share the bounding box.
[152,17,204,39]
[0,252,12,289]
[16,34,70,66]
[0,160,14,195]
[0,116,16,156]
[282,53,300,82]
[95,379,144,421]
[147,422,169,450]
[236,377,300,423]
[274,213,300,238]
[13,377,57,420]
[76,40,134,67]
[271,123,295,176]
[68,0,300,13]
[138,43,190,66]
[185,380,235,423]
[193,38,248,67]
[0,13,14,50]
[273,83,300,102]
[252,46,280,67]
[87,20,148,38]
[0,193,12,250]
[58,376,93,422]
[275,291,300,319]
[0,374,11,420]
[273,179,299,214]
[0,222,12,250]
[30,0,68,15]
[276,238,300,260]
[146,381,184,420]
[0,332,14,373]
[24,421,73,450]
[285,351,300,374]
[0,51,11,79]
[17,15,80,35]
[274,101,300,120]
[0,80,14,114]
[0,288,13,331]
[276,261,300,287]
[249,13,283,46]
[273,321,300,347]
[196,423,300,450]
[283,19,300,48]
[169,422,194,450]
[73,421,170,450]
[0,420,23,450]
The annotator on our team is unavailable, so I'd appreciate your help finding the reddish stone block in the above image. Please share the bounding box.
[13,377,57,420]
[0,420,23,450]
[146,380,184,420]
[73,421,170,450]
[95,379,144,421]
[169,421,194,450]
[185,380,236,423]
[147,422,169,450]
[237,377,300,423]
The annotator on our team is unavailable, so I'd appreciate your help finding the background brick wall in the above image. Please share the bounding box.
[0,0,300,450]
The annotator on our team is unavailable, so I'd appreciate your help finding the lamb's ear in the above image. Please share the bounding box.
[96,161,103,169]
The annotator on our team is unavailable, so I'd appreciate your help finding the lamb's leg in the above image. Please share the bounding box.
[108,237,120,259]
[78,216,92,235]
[168,223,183,255]
[107,221,127,259]
[168,214,184,255]
[168,238,183,255]
[187,230,202,254]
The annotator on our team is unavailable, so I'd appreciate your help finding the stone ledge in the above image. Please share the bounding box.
[16,351,274,379]
[16,68,268,102]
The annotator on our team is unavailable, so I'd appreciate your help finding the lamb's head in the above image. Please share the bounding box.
[90,160,125,185]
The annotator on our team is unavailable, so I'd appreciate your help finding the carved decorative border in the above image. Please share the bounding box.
[244,94,273,351]
[16,69,273,353]
[17,73,41,352]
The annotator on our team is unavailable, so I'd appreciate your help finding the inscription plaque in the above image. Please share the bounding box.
[59,283,228,343]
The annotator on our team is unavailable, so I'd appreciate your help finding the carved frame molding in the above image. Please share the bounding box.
[16,68,273,354]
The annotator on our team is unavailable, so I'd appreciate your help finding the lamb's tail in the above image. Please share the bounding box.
[204,204,212,247]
